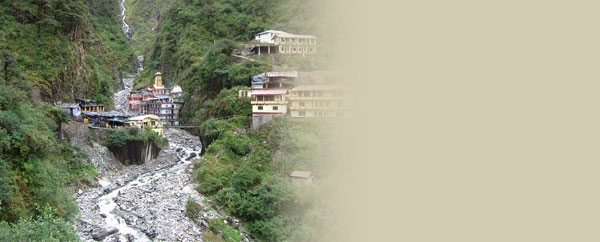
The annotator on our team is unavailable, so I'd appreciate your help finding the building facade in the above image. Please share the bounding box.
[250,89,288,129]
[251,89,289,115]
[252,30,316,55]
[289,85,347,118]
[128,114,163,136]
[76,98,105,113]
[133,73,184,126]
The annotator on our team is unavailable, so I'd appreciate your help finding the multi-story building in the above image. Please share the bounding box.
[288,85,347,118]
[251,89,289,114]
[250,89,289,129]
[131,72,184,126]
[127,90,143,112]
[252,30,317,55]
[141,97,179,126]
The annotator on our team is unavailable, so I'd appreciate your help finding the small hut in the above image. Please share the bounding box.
[290,171,313,187]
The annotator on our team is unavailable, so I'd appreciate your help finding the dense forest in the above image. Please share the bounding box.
[0,0,132,239]
[0,0,135,107]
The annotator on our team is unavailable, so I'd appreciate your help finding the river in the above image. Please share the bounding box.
[74,1,208,241]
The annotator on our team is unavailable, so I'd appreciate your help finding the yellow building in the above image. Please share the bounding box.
[250,89,289,129]
[250,89,289,114]
[128,114,163,136]
[289,85,347,118]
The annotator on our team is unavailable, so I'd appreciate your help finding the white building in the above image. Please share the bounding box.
[252,30,317,55]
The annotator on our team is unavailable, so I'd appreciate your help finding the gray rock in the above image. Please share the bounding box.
[92,227,118,241]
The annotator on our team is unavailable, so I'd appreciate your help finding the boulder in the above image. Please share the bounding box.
[91,227,119,241]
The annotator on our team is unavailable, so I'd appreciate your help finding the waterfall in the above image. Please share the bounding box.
[120,0,132,39]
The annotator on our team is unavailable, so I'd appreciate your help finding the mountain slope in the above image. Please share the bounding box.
[0,0,135,107]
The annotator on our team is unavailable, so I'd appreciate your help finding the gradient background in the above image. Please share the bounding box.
[327,0,600,241]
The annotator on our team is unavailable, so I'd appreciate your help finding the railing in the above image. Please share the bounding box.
[289,96,345,101]
[289,106,350,110]
[250,101,288,105]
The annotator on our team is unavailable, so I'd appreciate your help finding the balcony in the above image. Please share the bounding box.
[289,106,350,110]
[289,96,345,101]
[251,100,288,105]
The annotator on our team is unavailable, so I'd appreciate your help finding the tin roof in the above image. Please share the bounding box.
[290,171,312,178]
[128,114,161,121]
[60,103,80,109]
[250,89,288,95]
[257,30,316,39]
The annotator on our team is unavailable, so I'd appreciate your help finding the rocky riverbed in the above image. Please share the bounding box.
[75,129,208,241]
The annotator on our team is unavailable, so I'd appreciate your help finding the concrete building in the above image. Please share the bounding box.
[250,89,288,129]
[289,85,347,118]
[252,30,317,55]
[251,89,289,115]
[130,72,184,126]
[290,171,313,187]
[265,71,298,89]
[127,90,143,112]
[141,96,179,126]
[128,114,163,136]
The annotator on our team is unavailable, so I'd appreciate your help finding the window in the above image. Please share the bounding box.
[317,91,324,97]
[300,102,305,107]
[258,106,263,110]
[299,111,306,116]
[257,96,264,101]
[314,111,318,116]
[303,91,310,97]
[273,106,278,111]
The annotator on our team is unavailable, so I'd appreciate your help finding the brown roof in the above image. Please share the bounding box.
[290,171,312,178]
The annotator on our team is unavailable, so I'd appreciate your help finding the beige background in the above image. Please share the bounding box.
[327,0,600,241]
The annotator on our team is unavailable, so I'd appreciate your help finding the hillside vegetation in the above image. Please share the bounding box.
[0,0,132,239]
[124,0,175,57]
[0,85,98,240]
[128,1,338,241]
[0,0,135,107]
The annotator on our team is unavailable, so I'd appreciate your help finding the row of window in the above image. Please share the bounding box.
[256,95,279,101]
[280,38,316,44]
[257,106,279,111]
[298,101,344,107]
[294,90,345,97]
[297,111,344,117]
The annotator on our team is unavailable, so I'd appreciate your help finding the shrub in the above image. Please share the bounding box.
[0,207,78,242]
[185,198,203,220]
